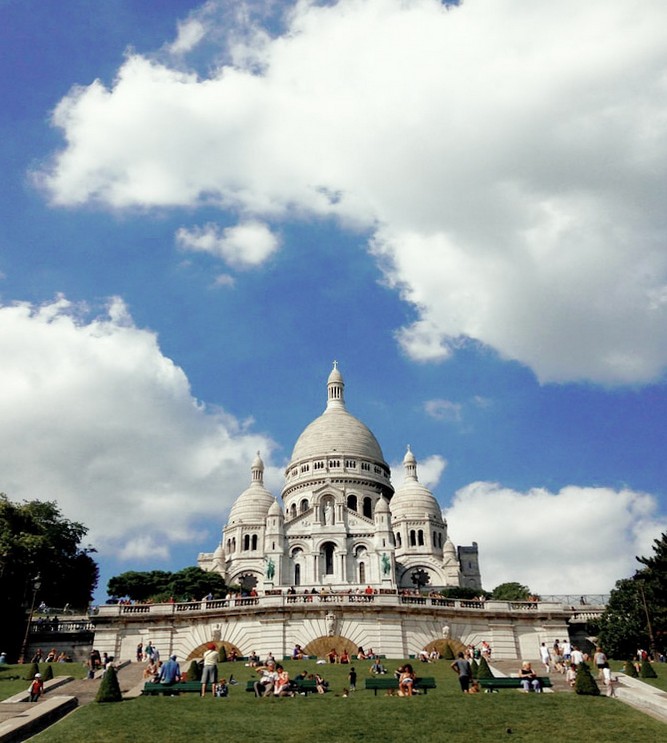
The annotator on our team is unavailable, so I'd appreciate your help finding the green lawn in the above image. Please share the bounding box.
[29,659,667,743]
[610,658,667,692]
[0,663,89,700]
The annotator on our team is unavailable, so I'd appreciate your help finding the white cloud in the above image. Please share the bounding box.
[424,398,462,422]
[390,452,447,491]
[0,296,280,562]
[445,482,667,594]
[176,221,280,268]
[36,0,667,384]
[169,18,207,56]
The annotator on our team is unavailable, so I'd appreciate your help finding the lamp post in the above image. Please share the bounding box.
[19,574,41,663]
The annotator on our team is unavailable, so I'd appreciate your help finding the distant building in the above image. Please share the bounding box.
[198,363,482,593]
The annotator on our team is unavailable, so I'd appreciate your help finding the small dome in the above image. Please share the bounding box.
[390,447,442,522]
[228,457,274,524]
[375,497,390,513]
[268,499,283,517]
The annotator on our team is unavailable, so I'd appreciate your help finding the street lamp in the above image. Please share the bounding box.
[19,574,41,663]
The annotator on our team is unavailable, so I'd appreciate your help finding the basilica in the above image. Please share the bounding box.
[198,363,481,593]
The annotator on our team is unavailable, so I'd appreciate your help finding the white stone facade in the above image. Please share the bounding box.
[198,363,482,593]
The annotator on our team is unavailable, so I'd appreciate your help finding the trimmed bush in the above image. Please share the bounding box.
[640,660,657,678]
[442,643,454,660]
[42,664,54,681]
[477,656,494,679]
[188,660,201,682]
[623,660,638,677]
[218,645,227,663]
[24,662,39,681]
[574,662,600,696]
[95,665,122,703]
[470,659,479,679]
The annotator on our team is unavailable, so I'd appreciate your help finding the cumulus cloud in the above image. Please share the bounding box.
[390,452,447,491]
[424,399,462,422]
[445,482,667,594]
[36,0,667,384]
[0,296,280,562]
[176,221,280,267]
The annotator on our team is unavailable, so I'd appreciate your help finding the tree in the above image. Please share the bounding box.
[95,666,122,703]
[477,656,494,679]
[597,531,667,658]
[0,494,98,660]
[640,659,657,679]
[490,582,532,601]
[107,566,229,603]
[574,662,600,696]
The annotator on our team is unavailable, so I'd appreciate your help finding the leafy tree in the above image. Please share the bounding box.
[0,494,98,660]
[598,531,667,658]
[95,666,122,703]
[490,582,532,601]
[107,566,228,603]
[439,586,488,600]
[574,662,600,696]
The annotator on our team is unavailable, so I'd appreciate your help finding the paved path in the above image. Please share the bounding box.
[0,662,146,742]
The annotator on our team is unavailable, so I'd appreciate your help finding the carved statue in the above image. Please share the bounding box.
[266,557,275,580]
[442,625,450,639]
[326,611,336,637]
[381,552,391,576]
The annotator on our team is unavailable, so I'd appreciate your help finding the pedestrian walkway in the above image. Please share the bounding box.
[0,661,146,742]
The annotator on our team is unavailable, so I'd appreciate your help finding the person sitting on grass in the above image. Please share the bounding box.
[519,661,542,692]
[254,661,278,697]
[370,659,386,675]
[314,673,328,694]
[327,648,338,664]
[340,649,350,664]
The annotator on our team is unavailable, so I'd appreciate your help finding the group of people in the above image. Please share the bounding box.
[30,648,72,664]
[253,660,329,697]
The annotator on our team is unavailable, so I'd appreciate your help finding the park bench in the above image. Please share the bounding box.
[364,677,437,696]
[142,681,202,695]
[478,677,552,692]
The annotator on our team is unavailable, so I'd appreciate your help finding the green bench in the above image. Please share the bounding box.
[365,677,436,696]
[142,681,202,695]
[478,677,552,692]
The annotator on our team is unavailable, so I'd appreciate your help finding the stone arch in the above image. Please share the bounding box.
[186,640,242,663]
[303,635,358,659]
[423,637,467,659]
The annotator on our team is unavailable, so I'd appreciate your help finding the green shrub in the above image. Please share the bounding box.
[24,662,39,681]
[442,643,454,660]
[574,662,600,696]
[640,659,657,678]
[470,659,479,679]
[218,645,227,663]
[477,656,493,679]
[42,664,54,681]
[95,665,122,703]
[187,660,201,682]
[623,659,638,677]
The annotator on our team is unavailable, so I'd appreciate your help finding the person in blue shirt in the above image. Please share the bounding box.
[159,654,181,685]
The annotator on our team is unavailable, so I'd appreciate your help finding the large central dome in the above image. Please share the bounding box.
[289,363,386,465]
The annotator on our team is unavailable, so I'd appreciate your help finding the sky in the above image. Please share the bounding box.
[1,0,666,601]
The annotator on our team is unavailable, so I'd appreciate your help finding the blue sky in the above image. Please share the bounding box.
[1,0,666,601]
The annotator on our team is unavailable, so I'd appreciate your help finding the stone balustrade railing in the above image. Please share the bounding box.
[29,620,95,633]
[93,594,605,619]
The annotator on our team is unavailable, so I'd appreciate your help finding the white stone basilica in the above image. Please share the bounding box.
[198,363,481,594]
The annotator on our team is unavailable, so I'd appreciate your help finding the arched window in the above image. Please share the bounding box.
[243,534,250,551]
[251,534,258,551]
[395,531,402,547]
[300,498,309,513]
[363,497,372,518]
[323,542,335,575]
[290,503,297,519]
[433,531,437,548]
[410,530,416,547]
[359,561,366,583]
[418,530,424,546]
[294,564,301,586]
[232,537,236,552]
[347,494,358,511]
